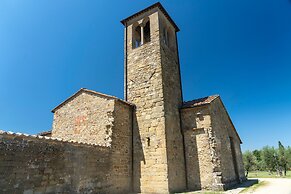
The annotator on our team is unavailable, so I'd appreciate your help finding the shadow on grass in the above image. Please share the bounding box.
[227,179,259,191]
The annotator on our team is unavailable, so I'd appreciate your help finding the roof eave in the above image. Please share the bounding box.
[215,97,243,144]
[180,103,210,110]
[51,88,135,113]
[181,95,219,109]
[51,88,84,113]
[120,2,180,32]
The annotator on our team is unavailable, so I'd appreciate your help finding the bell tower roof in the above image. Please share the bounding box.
[121,2,180,32]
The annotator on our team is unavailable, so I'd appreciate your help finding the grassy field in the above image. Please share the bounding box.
[248,171,291,178]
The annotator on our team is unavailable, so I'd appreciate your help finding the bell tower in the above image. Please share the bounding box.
[121,3,186,193]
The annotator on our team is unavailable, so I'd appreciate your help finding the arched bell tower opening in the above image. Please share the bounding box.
[132,24,141,49]
[143,17,151,44]
[132,17,151,49]
[121,3,186,193]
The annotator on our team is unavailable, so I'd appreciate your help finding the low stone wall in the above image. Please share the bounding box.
[0,132,130,194]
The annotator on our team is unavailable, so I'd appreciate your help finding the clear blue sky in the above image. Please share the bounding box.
[0,0,291,151]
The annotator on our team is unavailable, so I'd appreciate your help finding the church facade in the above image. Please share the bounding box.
[0,3,245,194]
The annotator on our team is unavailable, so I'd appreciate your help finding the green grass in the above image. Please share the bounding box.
[248,171,291,178]
[239,181,268,193]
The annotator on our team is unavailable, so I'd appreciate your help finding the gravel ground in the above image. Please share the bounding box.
[225,178,291,194]
[179,178,291,194]
[250,178,291,194]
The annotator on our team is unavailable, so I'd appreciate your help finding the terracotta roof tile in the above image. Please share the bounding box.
[182,95,219,108]
[37,130,52,136]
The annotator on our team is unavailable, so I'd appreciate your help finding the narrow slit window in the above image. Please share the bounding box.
[163,27,169,46]
[144,21,151,43]
[133,25,141,49]
[147,137,151,147]
[162,27,175,51]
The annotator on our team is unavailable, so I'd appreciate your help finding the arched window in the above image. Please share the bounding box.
[132,18,151,49]
[133,25,141,49]
[143,21,151,43]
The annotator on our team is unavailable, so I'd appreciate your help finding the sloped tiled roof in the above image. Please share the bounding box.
[37,130,52,136]
[181,95,242,143]
[182,95,219,108]
[121,2,180,32]
[51,88,134,113]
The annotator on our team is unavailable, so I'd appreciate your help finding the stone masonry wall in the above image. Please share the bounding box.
[182,99,245,191]
[1,93,133,194]
[126,10,170,193]
[125,8,188,192]
[0,132,129,194]
[52,92,115,146]
[159,11,186,192]
[110,100,133,191]
[209,98,245,187]
[181,107,220,190]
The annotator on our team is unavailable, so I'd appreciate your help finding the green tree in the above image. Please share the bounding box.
[287,146,291,170]
[278,141,288,176]
[261,146,277,172]
[244,144,291,176]
[243,151,256,177]
[253,149,263,170]
[253,149,261,161]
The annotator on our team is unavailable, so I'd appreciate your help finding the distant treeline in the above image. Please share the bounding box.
[243,141,291,177]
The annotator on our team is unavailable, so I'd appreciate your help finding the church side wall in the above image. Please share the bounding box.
[52,92,115,146]
[181,107,217,191]
[209,99,246,187]
[231,137,245,182]
[0,133,126,194]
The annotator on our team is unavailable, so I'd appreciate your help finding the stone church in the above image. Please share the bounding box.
[0,2,245,194]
